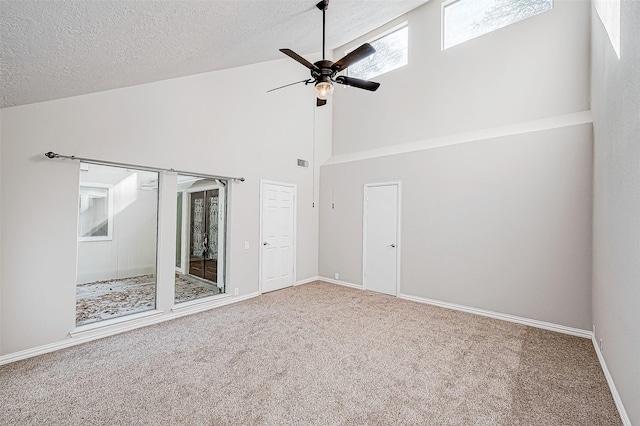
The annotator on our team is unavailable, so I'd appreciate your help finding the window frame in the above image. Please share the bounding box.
[78,182,114,242]
[345,21,409,80]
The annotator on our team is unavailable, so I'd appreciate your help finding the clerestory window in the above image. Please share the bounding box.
[347,23,408,80]
[442,0,553,50]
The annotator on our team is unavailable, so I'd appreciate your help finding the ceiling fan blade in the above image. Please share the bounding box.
[335,76,380,91]
[317,98,327,107]
[267,79,311,93]
[280,49,319,71]
[331,43,376,72]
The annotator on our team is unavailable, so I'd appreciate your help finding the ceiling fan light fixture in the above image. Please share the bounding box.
[315,81,334,100]
[272,0,379,106]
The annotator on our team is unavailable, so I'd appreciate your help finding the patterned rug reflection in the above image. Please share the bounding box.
[76,274,222,326]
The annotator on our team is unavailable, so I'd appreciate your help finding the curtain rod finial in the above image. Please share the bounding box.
[45,152,58,159]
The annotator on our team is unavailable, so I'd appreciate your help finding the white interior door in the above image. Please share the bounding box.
[261,182,295,293]
[363,183,400,296]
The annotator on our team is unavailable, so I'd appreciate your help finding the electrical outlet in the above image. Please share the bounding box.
[234,288,239,296]
[244,241,249,250]
[334,273,339,280]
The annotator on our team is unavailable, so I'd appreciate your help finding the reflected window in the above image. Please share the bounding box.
[347,23,408,80]
[78,184,112,241]
[175,175,227,304]
[443,0,553,50]
[76,164,159,326]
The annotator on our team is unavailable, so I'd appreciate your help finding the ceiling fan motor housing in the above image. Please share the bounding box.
[312,60,336,82]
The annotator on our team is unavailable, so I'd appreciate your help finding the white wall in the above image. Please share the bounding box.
[320,123,593,330]
[332,0,591,155]
[0,57,331,355]
[319,0,593,329]
[0,116,2,353]
[591,1,640,423]
[77,165,159,284]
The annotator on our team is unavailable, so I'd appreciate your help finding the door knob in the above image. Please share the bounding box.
[388,244,396,248]
[263,242,269,246]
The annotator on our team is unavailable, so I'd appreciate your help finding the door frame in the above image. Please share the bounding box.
[362,181,402,296]
[259,180,297,295]
[177,183,226,290]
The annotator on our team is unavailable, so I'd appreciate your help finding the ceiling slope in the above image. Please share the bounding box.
[0,0,427,108]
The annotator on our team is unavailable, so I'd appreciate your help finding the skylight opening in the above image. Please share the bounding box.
[442,0,553,50]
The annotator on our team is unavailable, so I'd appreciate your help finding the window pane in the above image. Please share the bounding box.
[348,25,408,80]
[175,175,227,304]
[76,164,159,326]
[443,0,553,50]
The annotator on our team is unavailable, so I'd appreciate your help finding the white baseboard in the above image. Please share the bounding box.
[170,293,252,315]
[399,293,591,338]
[592,336,632,425]
[314,281,592,339]
[295,276,319,286]
[318,276,363,290]
[319,280,590,340]
[0,292,260,366]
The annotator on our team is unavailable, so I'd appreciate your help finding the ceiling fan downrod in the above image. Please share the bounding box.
[316,0,329,60]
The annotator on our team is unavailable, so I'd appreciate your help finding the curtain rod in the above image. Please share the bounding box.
[44,152,245,182]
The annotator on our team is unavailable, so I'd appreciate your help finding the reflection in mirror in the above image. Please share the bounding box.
[175,175,227,303]
[78,185,112,240]
[76,163,159,326]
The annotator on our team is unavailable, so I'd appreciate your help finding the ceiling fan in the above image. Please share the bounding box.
[269,0,381,107]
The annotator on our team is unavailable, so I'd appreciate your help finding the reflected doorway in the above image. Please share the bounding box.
[175,176,226,304]
[189,190,219,282]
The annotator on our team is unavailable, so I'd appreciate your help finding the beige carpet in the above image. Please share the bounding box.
[0,282,621,425]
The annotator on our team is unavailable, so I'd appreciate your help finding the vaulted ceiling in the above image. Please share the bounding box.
[0,0,427,108]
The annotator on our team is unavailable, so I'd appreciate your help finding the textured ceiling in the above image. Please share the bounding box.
[0,0,427,108]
